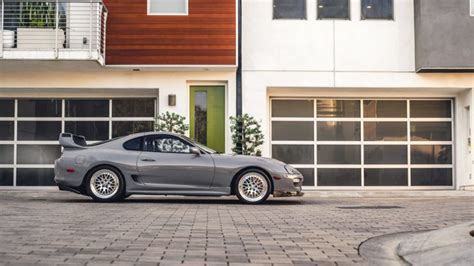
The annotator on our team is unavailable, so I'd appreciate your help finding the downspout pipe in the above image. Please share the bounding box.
[236,0,242,116]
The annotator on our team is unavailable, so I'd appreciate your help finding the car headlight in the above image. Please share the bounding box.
[285,165,299,174]
[284,165,302,180]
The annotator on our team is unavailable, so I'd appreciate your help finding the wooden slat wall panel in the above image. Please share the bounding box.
[103,0,236,65]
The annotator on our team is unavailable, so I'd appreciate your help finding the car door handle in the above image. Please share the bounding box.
[140,158,156,162]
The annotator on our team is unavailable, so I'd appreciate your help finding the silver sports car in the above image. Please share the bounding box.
[54,132,304,204]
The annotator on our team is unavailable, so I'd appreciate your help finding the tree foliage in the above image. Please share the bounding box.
[154,111,189,135]
[230,114,264,156]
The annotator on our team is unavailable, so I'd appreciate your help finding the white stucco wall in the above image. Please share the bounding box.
[243,0,415,72]
[455,89,473,189]
[242,0,474,189]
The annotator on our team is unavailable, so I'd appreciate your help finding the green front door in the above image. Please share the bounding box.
[190,86,225,153]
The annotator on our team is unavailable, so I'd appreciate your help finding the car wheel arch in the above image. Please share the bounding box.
[82,164,126,190]
[230,166,274,195]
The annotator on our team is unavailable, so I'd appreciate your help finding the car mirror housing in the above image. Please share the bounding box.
[190,147,201,156]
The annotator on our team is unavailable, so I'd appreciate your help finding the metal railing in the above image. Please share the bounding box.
[0,0,107,64]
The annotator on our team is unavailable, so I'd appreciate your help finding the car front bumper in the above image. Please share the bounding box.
[273,191,305,197]
[272,173,304,197]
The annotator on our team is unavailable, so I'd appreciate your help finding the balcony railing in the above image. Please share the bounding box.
[0,0,107,65]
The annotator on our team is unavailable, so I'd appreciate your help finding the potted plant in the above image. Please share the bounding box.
[230,114,264,156]
[16,2,65,49]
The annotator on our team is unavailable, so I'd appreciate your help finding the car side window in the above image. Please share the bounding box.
[123,137,143,151]
[144,135,191,154]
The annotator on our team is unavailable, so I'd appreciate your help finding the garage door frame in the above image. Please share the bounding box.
[0,96,158,188]
[269,97,455,190]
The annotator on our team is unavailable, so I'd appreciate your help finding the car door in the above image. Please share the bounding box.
[136,134,215,190]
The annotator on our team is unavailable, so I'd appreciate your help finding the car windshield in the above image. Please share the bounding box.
[180,135,217,154]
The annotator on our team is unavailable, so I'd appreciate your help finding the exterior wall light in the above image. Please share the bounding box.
[168,94,176,106]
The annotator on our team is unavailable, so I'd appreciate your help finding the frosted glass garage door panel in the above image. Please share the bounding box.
[272,121,314,141]
[272,100,314,118]
[272,145,314,164]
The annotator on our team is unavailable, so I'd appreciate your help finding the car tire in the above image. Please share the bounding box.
[85,166,125,202]
[235,170,271,204]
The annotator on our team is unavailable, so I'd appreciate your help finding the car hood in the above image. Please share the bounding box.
[210,153,287,170]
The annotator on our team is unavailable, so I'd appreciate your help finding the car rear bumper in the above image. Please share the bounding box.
[56,182,84,195]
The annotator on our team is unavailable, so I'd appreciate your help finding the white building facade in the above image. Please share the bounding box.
[242,0,474,190]
[0,0,237,187]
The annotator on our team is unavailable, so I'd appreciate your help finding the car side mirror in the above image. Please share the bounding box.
[190,147,201,156]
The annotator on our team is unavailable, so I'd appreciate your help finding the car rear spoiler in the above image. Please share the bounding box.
[59,133,88,149]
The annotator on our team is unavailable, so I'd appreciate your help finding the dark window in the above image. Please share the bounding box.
[65,121,109,141]
[112,121,153,138]
[0,145,14,164]
[17,145,61,164]
[66,99,109,117]
[364,122,407,141]
[272,121,314,141]
[0,169,14,186]
[317,122,360,141]
[410,101,451,118]
[194,91,208,145]
[272,100,314,117]
[297,168,315,186]
[272,145,314,164]
[17,121,61,141]
[3,2,20,31]
[0,100,14,117]
[18,99,62,117]
[317,100,360,117]
[144,135,192,153]
[363,100,406,118]
[273,0,306,19]
[317,145,361,164]
[112,99,155,117]
[123,137,143,151]
[361,0,393,20]
[411,168,452,186]
[411,145,452,164]
[17,168,56,186]
[365,169,408,186]
[364,145,407,164]
[0,121,14,140]
[318,168,361,186]
[410,122,452,141]
[317,0,350,20]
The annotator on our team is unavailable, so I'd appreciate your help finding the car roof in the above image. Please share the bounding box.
[126,131,182,138]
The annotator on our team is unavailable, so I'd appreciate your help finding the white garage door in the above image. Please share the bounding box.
[0,98,156,187]
[270,99,454,188]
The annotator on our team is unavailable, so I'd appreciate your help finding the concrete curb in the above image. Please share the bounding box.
[360,222,474,265]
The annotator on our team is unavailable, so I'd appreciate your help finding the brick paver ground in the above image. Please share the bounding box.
[0,191,473,265]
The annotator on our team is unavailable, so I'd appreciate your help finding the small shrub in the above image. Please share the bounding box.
[230,114,264,156]
[154,111,189,134]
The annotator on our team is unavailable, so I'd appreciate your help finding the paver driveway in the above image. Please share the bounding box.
[0,191,473,265]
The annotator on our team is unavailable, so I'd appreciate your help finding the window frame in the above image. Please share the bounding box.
[360,0,394,21]
[316,0,351,20]
[147,0,189,16]
[471,0,474,16]
[272,0,308,20]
